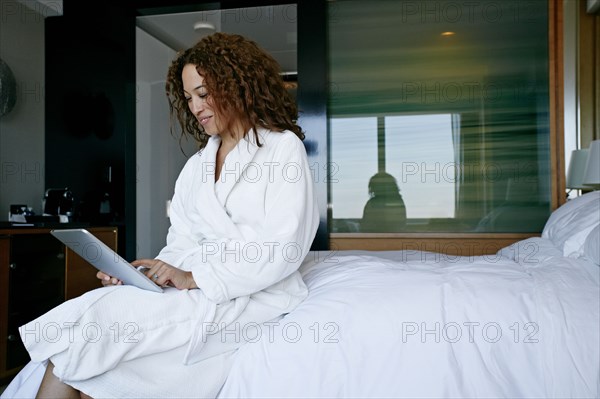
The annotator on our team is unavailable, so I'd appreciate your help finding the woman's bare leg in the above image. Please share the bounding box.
[36,361,80,399]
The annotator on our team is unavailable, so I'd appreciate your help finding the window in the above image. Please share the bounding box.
[385,114,457,219]
[331,114,458,224]
[330,117,378,220]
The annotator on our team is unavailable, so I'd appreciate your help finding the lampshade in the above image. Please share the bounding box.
[583,140,600,189]
[566,149,590,189]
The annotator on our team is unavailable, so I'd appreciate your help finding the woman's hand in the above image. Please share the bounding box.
[131,259,198,290]
[97,271,123,286]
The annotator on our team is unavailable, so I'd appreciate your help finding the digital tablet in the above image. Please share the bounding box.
[51,228,163,293]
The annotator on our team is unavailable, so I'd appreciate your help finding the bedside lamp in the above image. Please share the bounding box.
[566,149,590,189]
[583,140,600,190]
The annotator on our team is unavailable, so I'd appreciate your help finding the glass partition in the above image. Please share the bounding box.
[328,0,551,233]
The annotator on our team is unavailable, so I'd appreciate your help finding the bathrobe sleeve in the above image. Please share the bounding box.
[158,133,319,304]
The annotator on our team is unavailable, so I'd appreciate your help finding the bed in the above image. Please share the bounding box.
[3,191,599,398]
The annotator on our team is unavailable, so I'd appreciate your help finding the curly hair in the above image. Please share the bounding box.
[165,32,303,149]
[368,172,401,198]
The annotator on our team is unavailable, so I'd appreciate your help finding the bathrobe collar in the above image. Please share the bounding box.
[209,128,268,205]
[194,128,268,240]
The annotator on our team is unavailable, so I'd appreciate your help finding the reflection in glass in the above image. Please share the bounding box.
[328,0,551,233]
[385,114,457,219]
[361,172,407,232]
[330,117,377,233]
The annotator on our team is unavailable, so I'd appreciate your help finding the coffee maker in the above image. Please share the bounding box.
[43,188,74,221]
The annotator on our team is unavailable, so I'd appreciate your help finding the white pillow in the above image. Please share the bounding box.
[583,225,600,265]
[542,191,600,257]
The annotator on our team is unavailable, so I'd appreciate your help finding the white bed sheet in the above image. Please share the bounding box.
[219,245,600,398]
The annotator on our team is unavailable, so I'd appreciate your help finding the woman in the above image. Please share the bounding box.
[361,172,406,232]
[3,33,318,399]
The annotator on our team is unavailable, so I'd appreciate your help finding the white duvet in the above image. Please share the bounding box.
[219,242,600,398]
[3,241,599,399]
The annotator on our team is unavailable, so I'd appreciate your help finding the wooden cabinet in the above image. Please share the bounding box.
[0,226,117,382]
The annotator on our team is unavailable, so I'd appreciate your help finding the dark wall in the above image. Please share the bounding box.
[45,4,136,258]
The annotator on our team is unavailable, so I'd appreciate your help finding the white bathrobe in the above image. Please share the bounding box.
[11,128,319,398]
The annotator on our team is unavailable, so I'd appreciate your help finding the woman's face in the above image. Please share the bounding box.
[182,63,221,136]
